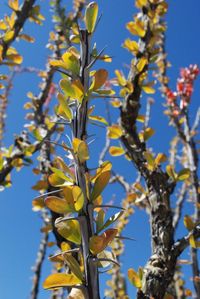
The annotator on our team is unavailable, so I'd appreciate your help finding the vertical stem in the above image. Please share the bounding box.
[73,29,100,299]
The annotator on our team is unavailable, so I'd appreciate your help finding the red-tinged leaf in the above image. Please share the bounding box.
[89,228,118,255]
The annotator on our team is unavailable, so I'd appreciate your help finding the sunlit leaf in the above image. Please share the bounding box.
[45,196,69,214]
[85,2,98,33]
[43,273,81,289]
[107,125,123,139]
[91,171,111,201]
[128,268,142,289]
[126,20,145,37]
[62,52,80,75]
[89,228,118,255]
[90,69,108,91]
[109,146,125,157]
[56,219,81,245]
[89,115,108,125]
[137,57,148,72]
[57,93,72,121]
[177,168,190,181]
[184,215,195,231]
[72,138,89,163]
[97,211,123,233]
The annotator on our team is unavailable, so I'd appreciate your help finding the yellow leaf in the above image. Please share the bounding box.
[184,215,195,231]
[123,39,139,55]
[48,173,73,187]
[136,0,147,8]
[143,151,155,171]
[109,146,125,157]
[8,0,19,11]
[72,138,89,163]
[6,53,23,64]
[85,2,98,33]
[128,268,142,289]
[177,168,190,181]
[136,57,148,72]
[136,115,145,123]
[43,273,81,289]
[155,153,167,165]
[0,20,7,30]
[32,198,45,211]
[3,30,14,42]
[189,235,196,248]
[107,125,123,139]
[90,69,108,91]
[89,115,108,125]
[126,20,145,37]
[142,85,155,94]
[91,170,110,201]
[115,70,127,87]
[89,228,118,255]
[45,196,69,214]
[72,186,84,211]
[143,127,155,142]
[92,161,112,183]
[166,165,177,180]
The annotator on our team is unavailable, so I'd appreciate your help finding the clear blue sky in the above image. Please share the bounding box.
[0,1,200,298]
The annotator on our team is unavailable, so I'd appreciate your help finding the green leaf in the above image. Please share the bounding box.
[97,211,123,233]
[177,168,190,181]
[96,209,105,233]
[64,254,84,281]
[85,2,98,33]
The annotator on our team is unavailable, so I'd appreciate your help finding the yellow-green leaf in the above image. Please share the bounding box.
[128,268,142,289]
[177,168,190,181]
[64,254,84,281]
[72,138,89,163]
[62,52,80,75]
[91,170,111,201]
[85,2,98,33]
[43,273,81,289]
[57,93,72,120]
[56,219,81,245]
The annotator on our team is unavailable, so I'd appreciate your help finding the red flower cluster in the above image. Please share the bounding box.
[166,64,199,117]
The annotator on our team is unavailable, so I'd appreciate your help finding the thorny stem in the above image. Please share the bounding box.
[72,30,100,299]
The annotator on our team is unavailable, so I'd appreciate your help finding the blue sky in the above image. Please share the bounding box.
[0,1,200,298]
